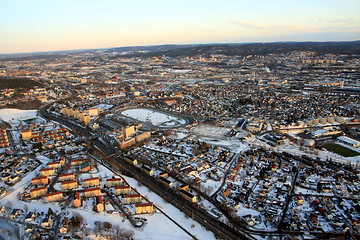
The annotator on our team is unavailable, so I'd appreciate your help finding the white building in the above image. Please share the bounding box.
[337,136,360,148]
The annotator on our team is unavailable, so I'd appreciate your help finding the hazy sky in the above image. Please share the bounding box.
[1,0,359,54]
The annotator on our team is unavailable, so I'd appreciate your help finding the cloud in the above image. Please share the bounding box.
[230,20,268,30]
[316,18,360,25]
[230,20,315,33]
[315,26,360,33]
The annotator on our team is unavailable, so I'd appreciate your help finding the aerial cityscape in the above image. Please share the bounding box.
[0,1,360,240]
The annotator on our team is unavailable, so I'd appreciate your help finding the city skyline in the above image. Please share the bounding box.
[1,0,360,54]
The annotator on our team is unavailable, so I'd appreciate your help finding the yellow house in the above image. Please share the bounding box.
[59,172,75,182]
[73,109,80,119]
[47,161,62,169]
[135,132,151,143]
[120,138,136,149]
[80,113,91,126]
[61,180,78,190]
[45,191,63,202]
[62,108,71,117]
[95,195,104,212]
[135,203,154,214]
[115,186,131,195]
[84,187,101,198]
[21,130,32,141]
[31,176,49,186]
[106,178,123,187]
[141,165,154,176]
[83,177,100,188]
[124,194,142,204]
[71,158,86,166]
[297,195,304,205]
[73,192,81,207]
[126,158,138,166]
[124,126,135,139]
[39,167,55,177]
[180,190,197,203]
[88,108,99,117]
[159,177,173,188]
[30,186,48,198]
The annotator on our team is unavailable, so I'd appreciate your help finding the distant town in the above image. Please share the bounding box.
[0,42,359,240]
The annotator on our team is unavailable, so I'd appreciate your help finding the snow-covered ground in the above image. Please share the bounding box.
[90,104,113,111]
[192,125,229,138]
[121,108,187,128]
[275,138,360,165]
[124,176,216,240]
[0,109,37,123]
[0,160,215,240]
[75,164,216,240]
[192,124,248,152]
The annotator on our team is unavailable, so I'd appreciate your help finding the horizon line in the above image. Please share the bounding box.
[1,39,359,56]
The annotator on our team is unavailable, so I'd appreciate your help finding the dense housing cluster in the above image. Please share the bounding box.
[0,45,359,239]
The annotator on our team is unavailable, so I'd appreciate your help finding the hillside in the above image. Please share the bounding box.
[0,77,42,89]
[121,41,360,57]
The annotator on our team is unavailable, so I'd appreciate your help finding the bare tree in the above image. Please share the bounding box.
[5,201,12,210]
[23,204,29,213]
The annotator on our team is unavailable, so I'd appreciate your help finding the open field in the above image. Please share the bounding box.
[323,143,360,157]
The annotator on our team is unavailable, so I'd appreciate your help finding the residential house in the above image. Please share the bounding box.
[83,177,100,187]
[95,195,104,212]
[115,185,131,195]
[61,180,78,190]
[84,187,101,198]
[30,186,48,198]
[158,176,173,188]
[106,178,123,187]
[141,165,154,176]
[135,203,154,214]
[180,189,197,203]
[59,172,75,182]
[31,176,49,186]
[73,192,81,207]
[39,167,55,177]
[45,191,64,202]
[124,194,142,204]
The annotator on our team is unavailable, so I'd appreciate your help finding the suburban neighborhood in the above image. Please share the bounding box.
[0,43,359,240]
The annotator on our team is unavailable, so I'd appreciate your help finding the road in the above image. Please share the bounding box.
[39,103,359,239]
[277,168,299,232]
[0,219,21,240]
[38,104,255,239]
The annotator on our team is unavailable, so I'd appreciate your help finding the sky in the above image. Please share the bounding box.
[0,0,359,54]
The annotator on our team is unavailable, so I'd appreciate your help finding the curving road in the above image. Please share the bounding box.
[39,103,359,240]
[38,104,255,240]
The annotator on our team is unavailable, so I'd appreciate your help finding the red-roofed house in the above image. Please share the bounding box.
[30,186,48,198]
[83,177,100,187]
[135,203,154,214]
[59,173,75,182]
[39,168,55,177]
[45,191,63,202]
[124,194,142,204]
[84,187,101,198]
[115,186,131,195]
[31,176,49,186]
[106,178,123,187]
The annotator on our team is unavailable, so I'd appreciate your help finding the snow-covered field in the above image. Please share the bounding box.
[121,108,187,128]
[124,176,216,240]
[192,124,229,138]
[192,124,248,152]
[90,104,113,110]
[0,109,37,122]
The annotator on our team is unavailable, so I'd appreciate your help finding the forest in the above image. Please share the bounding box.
[0,77,42,89]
